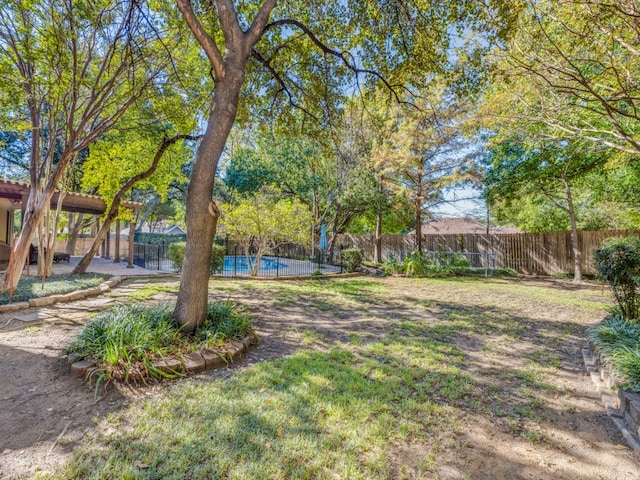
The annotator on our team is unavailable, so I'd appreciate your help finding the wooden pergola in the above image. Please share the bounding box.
[0,178,142,267]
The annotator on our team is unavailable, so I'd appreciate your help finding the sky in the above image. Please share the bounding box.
[431,185,487,219]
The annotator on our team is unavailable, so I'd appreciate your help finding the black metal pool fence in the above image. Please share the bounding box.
[133,241,344,277]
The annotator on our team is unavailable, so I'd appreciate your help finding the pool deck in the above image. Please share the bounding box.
[22,256,161,277]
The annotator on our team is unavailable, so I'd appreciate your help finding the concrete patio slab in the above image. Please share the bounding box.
[12,311,51,323]
[47,256,159,277]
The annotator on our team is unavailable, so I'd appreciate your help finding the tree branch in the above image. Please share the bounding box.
[244,0,277,50]
[177,0,225,78]
[263,18,408,103]
[251,48,319,120]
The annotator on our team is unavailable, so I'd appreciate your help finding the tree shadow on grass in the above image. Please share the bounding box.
[58,331,639,479]
[50,278,638,478]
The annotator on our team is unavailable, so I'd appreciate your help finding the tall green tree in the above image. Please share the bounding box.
[0,0,172,293]
[224,130,380,261]
[221,192,311,276]
[370,84,480,252]
[72,128,198,274]
[173,0,515,331]
[484,139,603,281]
[487,0,640,157]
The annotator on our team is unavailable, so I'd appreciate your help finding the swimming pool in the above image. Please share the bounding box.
[215,255,342,277]
[221,255,287,275]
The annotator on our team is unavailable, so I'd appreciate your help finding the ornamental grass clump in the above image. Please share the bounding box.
[588,315,640,391]
[67,301,253,382]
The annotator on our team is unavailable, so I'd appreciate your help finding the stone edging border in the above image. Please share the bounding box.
[582,343,640,453]
[70,334,258,383]
[0,276,124,314]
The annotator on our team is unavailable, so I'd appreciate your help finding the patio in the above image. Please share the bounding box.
[17,256,161,278]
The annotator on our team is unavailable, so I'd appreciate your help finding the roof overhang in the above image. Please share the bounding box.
[0,179,143,215]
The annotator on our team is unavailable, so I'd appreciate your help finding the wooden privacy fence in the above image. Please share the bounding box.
[336,230,640,275]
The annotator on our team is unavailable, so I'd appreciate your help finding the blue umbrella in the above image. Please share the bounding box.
[319,224,328,250]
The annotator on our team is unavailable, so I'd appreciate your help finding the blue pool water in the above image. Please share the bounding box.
[222,255,286,274]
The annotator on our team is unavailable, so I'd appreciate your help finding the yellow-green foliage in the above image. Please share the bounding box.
[81,129,190,217]
[221,193,312,247]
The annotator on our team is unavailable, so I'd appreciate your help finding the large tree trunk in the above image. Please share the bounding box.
[174,0,276,332]
[415,203,422,253]
[174,78,243,333]
[65,213,85,255]
[374,184,383,264]
[1,186,57,294]
[0,96,42,296]
[563,177,582,282]
[73,211,118,274]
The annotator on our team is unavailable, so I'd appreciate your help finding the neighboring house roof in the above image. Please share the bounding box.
[408,217,522,235]
[120,225,186,237]
[0,178,142,215]
[163,225,186,235]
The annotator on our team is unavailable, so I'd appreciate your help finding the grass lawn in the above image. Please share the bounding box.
[0,273,110,304]
[50,276,637,479]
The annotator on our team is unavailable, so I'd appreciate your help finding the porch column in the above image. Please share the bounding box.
[105,229,111,259]
[114,219,121,263]
[98,219,106,257]
[20,193,28,228]
[127,220,135,268]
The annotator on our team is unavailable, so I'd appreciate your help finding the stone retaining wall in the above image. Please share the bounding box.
[583,344,640,452]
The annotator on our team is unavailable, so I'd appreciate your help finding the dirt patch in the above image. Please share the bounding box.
[1,276,639,479]
[0,319,124,479]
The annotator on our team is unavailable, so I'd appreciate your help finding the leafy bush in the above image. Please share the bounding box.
[594,236,640,320]
[588,315,640,391]
[67,303,181,368]
[167,242,186,270]
[382,254,404,275]
[67,301,253,382]
[210,244,226,274]
[402,252,471,277]
[196,301,254,344]
[403,252,434,276]
[167,242,226,275]
[341,248,364,273]
[448,254,471,268]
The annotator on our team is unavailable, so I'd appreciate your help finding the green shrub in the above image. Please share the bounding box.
[67,301,253,382]
[382,254,405,274]
[594,236,640,320]
[167,242,226,275]
[67,303,182,368]
[588,315,640,391]
[448,254,471,268]
[384,251,473,277]
[210,244,226,274]
[196,301,254,343]
[403,252,435,276]
[341,248,364,273]
[167,242,186,270]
